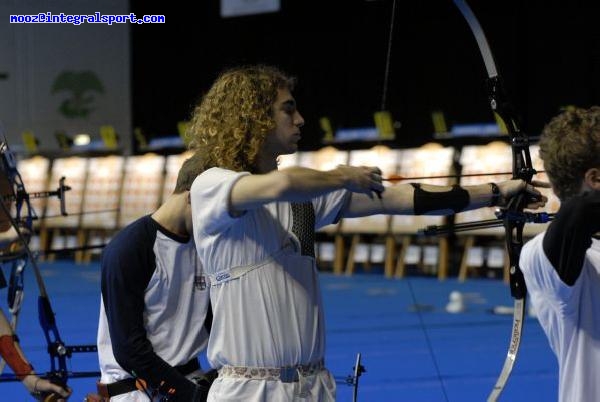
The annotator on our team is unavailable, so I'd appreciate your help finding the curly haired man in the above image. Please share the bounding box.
[186,64,546,402]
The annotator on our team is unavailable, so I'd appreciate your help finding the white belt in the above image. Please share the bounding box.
[218,359,325,383]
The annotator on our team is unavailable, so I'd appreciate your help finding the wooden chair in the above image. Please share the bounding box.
[16,155,51,252]
[454,142,513,282]
[117,153,166,228]
[40,156,88,262]
[79,155,125,262]
[340,145,401,276]
[389,143,455,280]
[280,151,343,265]
[296,146,349,273]
[455,142,561,282]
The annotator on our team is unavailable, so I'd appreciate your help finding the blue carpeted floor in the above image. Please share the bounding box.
[0,261,557,401]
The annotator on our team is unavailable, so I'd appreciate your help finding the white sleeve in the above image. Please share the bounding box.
[190,167,250,235]
[520,234,576,308]
[313,189,352,229]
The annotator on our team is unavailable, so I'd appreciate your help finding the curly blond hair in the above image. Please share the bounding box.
[539,106,600,200]
[185,65,296,173]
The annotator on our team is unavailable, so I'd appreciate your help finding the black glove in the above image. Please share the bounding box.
[190,369,218,402]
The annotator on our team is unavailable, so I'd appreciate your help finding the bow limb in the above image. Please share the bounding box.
[0,143,31,376]
[0,140,71,392]
[452,1,534,400]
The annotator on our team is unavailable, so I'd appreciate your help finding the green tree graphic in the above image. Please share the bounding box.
[51,71,104,118]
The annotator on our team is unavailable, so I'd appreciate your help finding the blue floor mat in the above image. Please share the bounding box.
[0,262,557,401]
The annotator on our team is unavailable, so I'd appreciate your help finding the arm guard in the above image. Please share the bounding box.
[0,334,33,380]
[411,183,470,215]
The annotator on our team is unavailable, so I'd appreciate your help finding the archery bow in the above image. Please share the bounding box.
[450,1,535,400]
[374,0,546,399]
[0,138,100,396]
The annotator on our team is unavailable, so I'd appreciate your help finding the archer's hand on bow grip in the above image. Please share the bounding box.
[496,179,550,209]
[38,385,72,402]
[27,377,71,402]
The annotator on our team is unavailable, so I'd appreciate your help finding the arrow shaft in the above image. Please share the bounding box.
[384,171,519,182]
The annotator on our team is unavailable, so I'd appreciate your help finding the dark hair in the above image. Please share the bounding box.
[174,152,204,193]
[539,106,600,200]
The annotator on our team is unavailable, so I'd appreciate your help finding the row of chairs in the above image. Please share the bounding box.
[18,151,193,262]
[16,141,560,280]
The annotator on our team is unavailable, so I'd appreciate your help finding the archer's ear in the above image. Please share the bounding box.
[583,167,600,191]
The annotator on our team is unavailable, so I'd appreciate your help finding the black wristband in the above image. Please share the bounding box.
[489,183,500,207]
[411,183,470,214]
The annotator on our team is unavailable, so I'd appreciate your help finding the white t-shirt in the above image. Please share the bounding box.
[521,234,600,402]
[191,167,349,370]
[97,215,210,400]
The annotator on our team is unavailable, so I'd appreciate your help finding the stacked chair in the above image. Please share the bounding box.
[295,146,349,273]
[14,155,51,252]
[78,155,125,262]
[117,153,166,228]
[389,143,455,279]
[339,145,401,276]
[40,156,88,262]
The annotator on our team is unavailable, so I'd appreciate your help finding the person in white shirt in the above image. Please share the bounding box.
[96,156,214,401]
[185,64,547,402]
[520,106,600,402]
